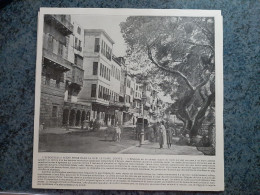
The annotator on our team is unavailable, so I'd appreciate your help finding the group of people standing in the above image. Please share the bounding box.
[157,121,173,149]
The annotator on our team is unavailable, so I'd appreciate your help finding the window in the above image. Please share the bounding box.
[91,84,97,97]
[77,26,81,34]
[94,38,100,52]
[56,80,60,88]
[101,64,104,77]
[75,37,78,48]
[78,40,82,51]
[45,74,50,85]
[104,66,107,79]
[93,62,98,75]
[100,63,102,76]
[101,40,104,54]
[98,85,102,98]
[58,42,63,56]
[74,54,83,66]
[52,106,58,117]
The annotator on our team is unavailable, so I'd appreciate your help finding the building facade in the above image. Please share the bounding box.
[40,14,90,128]
[78,29,117,125]
[40,14,74,128]
[62,19,91,128]
[40,20,168,129]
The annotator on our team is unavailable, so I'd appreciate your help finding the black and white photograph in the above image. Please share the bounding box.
[37,12,217,156]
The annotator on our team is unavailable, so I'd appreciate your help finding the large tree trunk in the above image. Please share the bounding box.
[189,92,215,137]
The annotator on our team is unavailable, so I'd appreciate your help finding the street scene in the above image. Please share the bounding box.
[38,14,216,155]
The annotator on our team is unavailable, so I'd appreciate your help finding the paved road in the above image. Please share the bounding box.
[119,141,204,155]
[39,127,203,155]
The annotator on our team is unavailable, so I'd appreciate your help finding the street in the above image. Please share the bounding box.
[39,126,204,155]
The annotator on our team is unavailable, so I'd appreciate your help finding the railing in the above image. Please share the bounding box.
[109,101,124,107]
[45,15,73,34]
[75,45,82,52]
[71,66,84,86]
[42,33,71,70]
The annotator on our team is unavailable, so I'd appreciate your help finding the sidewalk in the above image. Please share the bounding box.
[39,126,108,135]
[118,141,204,155]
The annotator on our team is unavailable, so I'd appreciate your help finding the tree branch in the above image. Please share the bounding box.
[147,45,195,91]
[198,89,206,102]
[184,40,214,53]
[195,76,210,90]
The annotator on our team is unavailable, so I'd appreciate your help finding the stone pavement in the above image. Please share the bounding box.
[118,141,204,155]
[39,126,204,155]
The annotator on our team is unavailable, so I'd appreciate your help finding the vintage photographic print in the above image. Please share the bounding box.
[37,13,216,156]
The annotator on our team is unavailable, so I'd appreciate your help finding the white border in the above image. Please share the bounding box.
[33,8,223,191]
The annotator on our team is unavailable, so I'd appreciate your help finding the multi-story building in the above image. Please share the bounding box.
[41,14,74,128]
[62,19,91,128]
[133,82,142,111]
[122,73,135,124]
[40,14,91,128]
[78,29,116,125]
[110,55,125,125]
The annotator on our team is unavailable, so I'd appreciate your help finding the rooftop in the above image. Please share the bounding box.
[84,29,115,44]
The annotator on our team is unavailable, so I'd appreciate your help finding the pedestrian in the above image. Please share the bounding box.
[159,121,167,149]
[153,122,160,142]
[115,124,121,142]
[166,127,173,148]
[89,119,93,129]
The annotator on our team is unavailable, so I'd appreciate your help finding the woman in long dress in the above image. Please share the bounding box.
[159,121,167,148]
[166,127,173,148]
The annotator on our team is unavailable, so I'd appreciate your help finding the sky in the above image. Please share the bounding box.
[72,15,128,57]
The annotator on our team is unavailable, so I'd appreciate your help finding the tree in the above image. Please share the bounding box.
[120,16,215,138]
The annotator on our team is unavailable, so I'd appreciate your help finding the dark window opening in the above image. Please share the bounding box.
[52,106,58,117]
[91,84,97,97]
[93,62,98,75]
[94,38,100,52]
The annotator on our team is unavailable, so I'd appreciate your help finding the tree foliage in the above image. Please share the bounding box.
[120,16,215,137]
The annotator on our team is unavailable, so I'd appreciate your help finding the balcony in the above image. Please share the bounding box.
[75,45,82,52]
[133,96,141,101]
[71,65,84,86]
[43,33,71,72]
[44,14,73,36]
[129,107,140,114]
[124,102,131,108]
[109,101,124,108]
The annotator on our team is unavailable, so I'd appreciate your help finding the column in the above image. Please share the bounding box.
[73,112,76,126]
[79,110,82,127]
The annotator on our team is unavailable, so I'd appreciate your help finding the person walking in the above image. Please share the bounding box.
[153,122,160,142]
[166,127,173,148]
[159,121,167,149]
[115,124,121,142]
